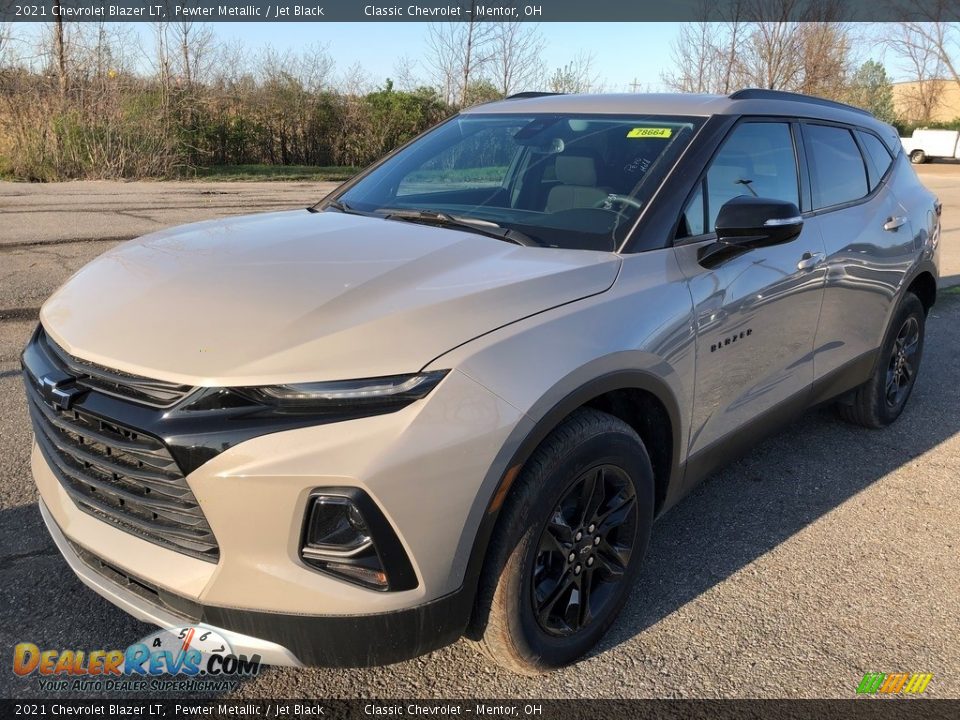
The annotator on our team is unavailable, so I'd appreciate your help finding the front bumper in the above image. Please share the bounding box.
[40,498,470,667]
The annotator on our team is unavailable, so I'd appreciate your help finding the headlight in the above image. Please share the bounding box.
[181,371,448,416]
[244,371,448,411]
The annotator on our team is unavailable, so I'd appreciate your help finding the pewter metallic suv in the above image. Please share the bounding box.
[23,90,941,673]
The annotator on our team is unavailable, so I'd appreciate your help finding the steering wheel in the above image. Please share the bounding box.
[593,194,644,211]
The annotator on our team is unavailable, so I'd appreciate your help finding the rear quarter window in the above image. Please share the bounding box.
[805,124,869,210]
[857,130,894,189]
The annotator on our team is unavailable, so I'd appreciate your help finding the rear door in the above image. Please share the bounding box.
[672,119,827,457]
[803,123,915,385]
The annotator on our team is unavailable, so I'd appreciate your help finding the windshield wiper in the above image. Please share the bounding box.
[379,209,540,247]
[319,198,366,215]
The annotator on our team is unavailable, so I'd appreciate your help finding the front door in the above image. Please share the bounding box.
[672,120,827,457]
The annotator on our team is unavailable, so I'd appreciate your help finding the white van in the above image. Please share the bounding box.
[900,128,960,163]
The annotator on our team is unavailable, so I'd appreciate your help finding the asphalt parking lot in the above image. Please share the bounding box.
[1,168,958,699]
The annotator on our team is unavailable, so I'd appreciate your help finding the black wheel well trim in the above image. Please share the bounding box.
[904,264,938,314]
[458,369,683,638]
[866,263,937,379]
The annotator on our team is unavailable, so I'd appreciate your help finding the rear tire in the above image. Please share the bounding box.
[837,293,925,428]
[476,408,654,675]
[910,149,927,164]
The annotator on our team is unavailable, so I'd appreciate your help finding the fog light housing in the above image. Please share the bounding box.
[299,489,417,592]
[304,497,372,554]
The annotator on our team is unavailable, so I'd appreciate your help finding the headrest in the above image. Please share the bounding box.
[555,154,598,187]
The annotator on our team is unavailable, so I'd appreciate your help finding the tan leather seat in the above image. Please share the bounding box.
[544,154,609,212]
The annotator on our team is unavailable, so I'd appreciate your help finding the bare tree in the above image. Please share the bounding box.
[339,61,370,96]
[662,21,721,93]
[460,2,494,103]
[548,51,600,94]
[298,43,336,93]
[0,23,13,68]
[894,23,959,93]
[661,1,746,94]
[796,22,852,98]
[489,22,545,96]
[208,38,251,89]
[664,1,850,98]
[170,22,215,86]
[733,19,851,96]
[886,22,946,123]
[425,16,494,106]
[425,23,460,105]
[150,22,172,89]
[718,5,747,93]
[52,3,68,96]
[392,54,421,91]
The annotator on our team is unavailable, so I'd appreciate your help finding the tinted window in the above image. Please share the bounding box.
[680,122,799,237]
[397,125,517,197]
[857,130,894,189]
[805,125,869,209]
[681,182,706,237]
[338,113,703,251]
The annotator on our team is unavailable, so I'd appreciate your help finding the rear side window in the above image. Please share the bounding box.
[857,130,894,189]
[679,121,799,237]
[805,125,869,210]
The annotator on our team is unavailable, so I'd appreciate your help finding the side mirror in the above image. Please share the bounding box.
[700,196,803,265]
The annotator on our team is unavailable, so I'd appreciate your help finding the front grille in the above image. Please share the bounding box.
[23,333,219,562]
[39,332,193,408]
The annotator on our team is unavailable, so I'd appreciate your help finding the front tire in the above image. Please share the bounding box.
[476,408,654,674]
[837,292,925,428]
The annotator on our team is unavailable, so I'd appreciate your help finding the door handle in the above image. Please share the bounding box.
[884,216,907,231]
[797,251,824,271]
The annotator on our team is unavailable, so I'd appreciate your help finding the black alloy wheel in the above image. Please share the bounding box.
[532,464,638,636]
[885,315,921,410]
[837,292,926,428]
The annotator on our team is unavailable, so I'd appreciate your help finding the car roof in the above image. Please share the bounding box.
[464,90,900,151]
[465,92,734,117]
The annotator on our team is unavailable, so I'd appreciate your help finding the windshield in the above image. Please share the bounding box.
[329,113,703,251]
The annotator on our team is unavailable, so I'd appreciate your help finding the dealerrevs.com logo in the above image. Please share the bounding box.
[13,626,261,692]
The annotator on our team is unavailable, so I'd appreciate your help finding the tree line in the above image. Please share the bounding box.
[661,9,960,131]
[0,13,958,181]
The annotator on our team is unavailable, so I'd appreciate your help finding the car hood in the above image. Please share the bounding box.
[41,210,621,386]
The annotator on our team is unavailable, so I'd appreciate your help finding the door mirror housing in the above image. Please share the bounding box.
[716,195,803,246]
[699,196,803,265]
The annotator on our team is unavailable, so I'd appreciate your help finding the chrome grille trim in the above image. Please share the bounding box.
[39,331,194,408]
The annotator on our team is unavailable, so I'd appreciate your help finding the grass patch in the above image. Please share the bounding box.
[404,166,508,184]
[183,164,359,182]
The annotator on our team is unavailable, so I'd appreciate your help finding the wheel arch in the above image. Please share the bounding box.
[461,369,684,639]
[906,269,937,316]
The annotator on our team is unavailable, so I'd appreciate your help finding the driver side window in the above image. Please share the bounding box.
[680,122,800,238]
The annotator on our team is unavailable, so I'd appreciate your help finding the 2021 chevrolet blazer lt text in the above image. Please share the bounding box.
[23,90,940,674]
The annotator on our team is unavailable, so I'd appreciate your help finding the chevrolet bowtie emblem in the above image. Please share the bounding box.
[40,374,88,411]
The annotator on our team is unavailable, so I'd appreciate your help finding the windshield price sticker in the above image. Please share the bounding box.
[627,128,673,139]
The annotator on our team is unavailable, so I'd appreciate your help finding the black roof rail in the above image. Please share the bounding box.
[729,88,872,117]
[505,92,565,100]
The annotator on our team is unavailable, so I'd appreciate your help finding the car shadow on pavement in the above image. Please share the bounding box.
[595,291,960,659]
